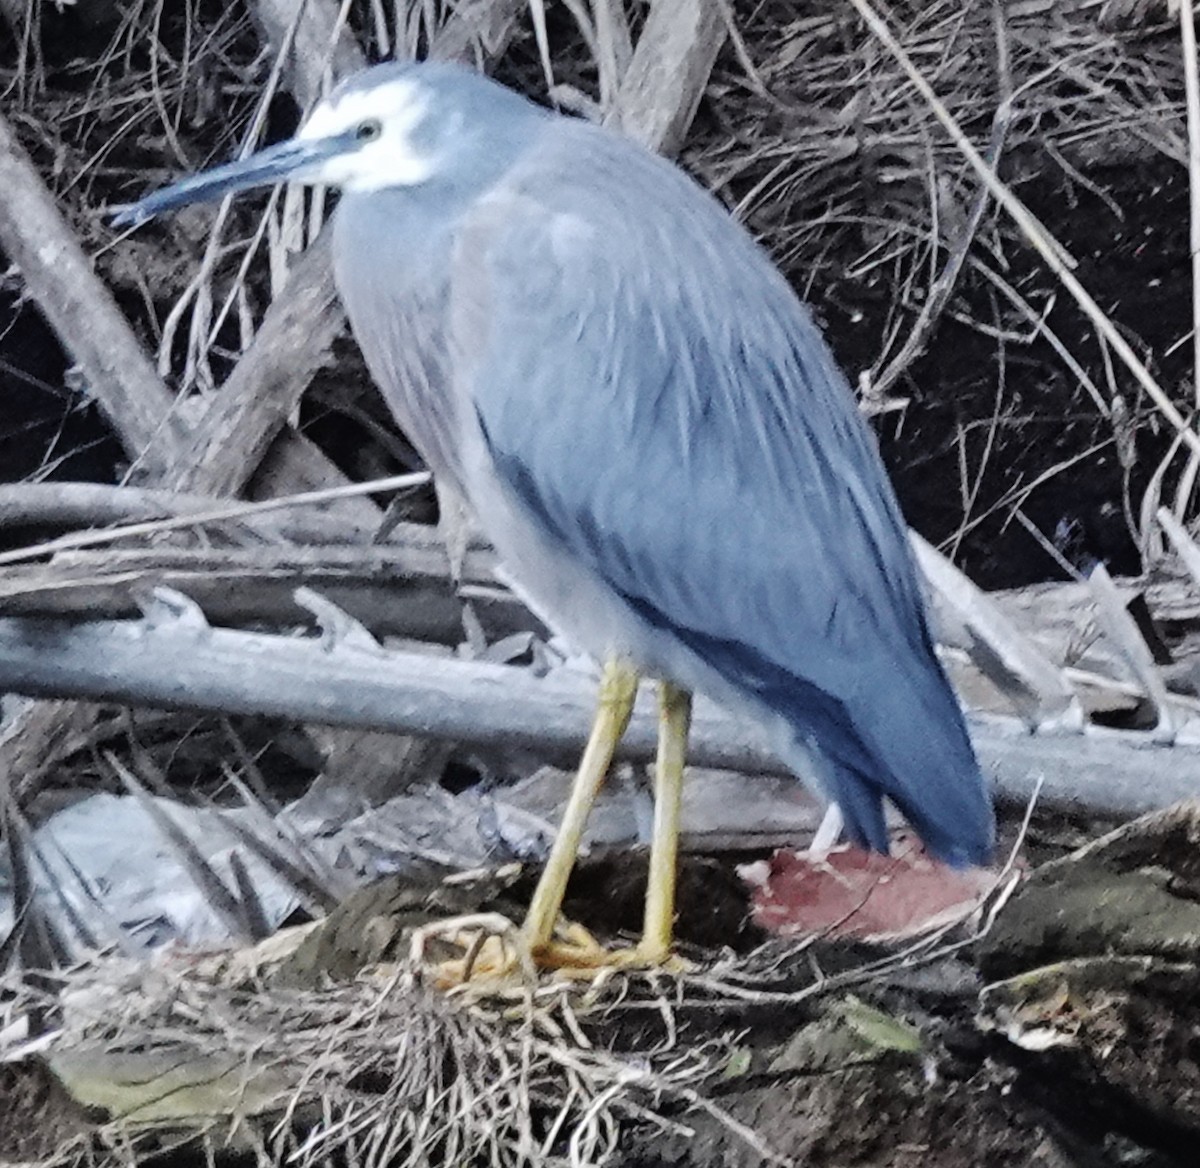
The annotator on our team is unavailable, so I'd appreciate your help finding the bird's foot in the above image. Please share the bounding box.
[409,912,610,989]
[547,943,695,980]
[409,913,691,991]
[408,912,533,989]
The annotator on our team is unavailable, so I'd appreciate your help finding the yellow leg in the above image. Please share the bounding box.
[637,683,692,963]
[521,657,638,951]
[415,665,693,988]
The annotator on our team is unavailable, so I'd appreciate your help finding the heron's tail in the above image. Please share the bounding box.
[782,649,994,868]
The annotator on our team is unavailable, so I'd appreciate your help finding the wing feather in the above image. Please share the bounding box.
[450,120,992,863]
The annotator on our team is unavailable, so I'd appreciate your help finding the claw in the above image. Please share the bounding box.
[409,912,531,987]
[408,912,693,991]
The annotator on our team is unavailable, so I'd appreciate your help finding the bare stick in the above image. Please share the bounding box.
[0,596,1197,819]
[168,234,347,497]
[0,480,441,550]
[608,0,727,156]
[0,112,184,470]
[0,474,429,568]
[0,543,518,643]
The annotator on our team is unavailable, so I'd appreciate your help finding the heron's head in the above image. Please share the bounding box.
[112,63,544,225]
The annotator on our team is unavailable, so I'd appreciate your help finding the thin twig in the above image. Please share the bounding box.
[0,472,430,567]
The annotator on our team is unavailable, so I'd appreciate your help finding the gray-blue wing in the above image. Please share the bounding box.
[454,121,993,865]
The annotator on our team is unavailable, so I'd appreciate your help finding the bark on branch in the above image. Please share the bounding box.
[0,114,186,472]
[0,596,1196,821]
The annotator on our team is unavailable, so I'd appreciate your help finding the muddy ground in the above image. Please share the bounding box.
[4,802,1197,1168]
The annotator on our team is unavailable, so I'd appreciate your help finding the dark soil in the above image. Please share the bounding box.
[265,817,1196,1168]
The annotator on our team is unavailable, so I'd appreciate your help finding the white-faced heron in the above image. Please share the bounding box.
[115,61,995,972]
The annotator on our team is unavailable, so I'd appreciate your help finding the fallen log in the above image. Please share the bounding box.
[0,589,1196,819]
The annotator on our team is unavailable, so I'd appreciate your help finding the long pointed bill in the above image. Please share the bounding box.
[110,133,356,227]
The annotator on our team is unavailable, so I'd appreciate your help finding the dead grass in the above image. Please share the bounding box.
[3,954,758,1168]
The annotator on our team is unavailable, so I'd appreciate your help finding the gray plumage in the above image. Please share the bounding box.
[116,61,995,866]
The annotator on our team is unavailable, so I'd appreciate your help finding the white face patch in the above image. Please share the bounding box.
[297,78,436,191]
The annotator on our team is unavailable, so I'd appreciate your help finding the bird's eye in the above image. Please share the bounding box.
[355,119,382,142]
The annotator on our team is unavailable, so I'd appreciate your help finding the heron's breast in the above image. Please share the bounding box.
[333,200,466,490]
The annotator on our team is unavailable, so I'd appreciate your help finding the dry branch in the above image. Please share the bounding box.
[0,480,398,544]
[166,233,346,498]
[607,0,727,154]
[0,113,185,472]
[0,542,520,642]
[0,593,1197,821]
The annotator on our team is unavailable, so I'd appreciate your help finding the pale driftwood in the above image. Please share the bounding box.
[0,482,220,533]
[1086,563,1176,740]
[0,538,524,651]
[0,489,1185,714]
[0,113,184,472]
[0,594,780,774]
[913,534,1083,730]
[0,473,437,569]
[0,592,1198,819]
[171,234,349,500]
[0,552,519,659]
[0,480,402,545]
[607,0,727,154]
